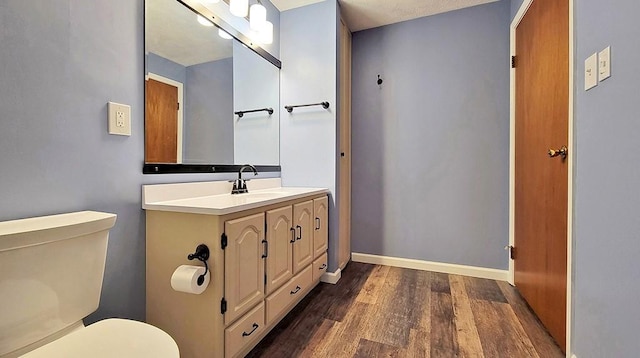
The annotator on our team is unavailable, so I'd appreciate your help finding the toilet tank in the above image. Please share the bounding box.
[0,211,116,356]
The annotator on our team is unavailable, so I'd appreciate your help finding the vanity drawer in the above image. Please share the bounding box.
[265,264,312,326]
[225,302,265,358]
[312,252,328,282]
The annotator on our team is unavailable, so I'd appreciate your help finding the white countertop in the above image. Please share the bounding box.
[142,179,328,215]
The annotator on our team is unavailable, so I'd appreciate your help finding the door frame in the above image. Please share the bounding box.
[338,15,352,270]
[146,72,184,163]
[508,0,574,354]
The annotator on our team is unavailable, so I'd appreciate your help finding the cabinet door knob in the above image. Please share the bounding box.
[315,217,321,230]
[296,225,302,240]
[290,227,296,243]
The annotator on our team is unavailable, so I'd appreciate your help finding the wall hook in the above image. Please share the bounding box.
[377,75,383,86]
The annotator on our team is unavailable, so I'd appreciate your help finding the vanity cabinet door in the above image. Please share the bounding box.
[224,213,265,325]
[313,196,329,259]
[265,206,293,295]
[292,201,314,274]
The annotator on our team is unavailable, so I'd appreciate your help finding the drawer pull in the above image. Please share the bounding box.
[290,285,301,295]
[319,263,327,270]
[242,323,259,337]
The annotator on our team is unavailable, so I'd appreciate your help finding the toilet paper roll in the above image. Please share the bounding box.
[170,265,210,294]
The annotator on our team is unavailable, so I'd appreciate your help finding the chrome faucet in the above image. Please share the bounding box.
[231,164,258,194]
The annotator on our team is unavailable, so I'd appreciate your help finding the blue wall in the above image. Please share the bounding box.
[573,0,640,356]
[184,58,234,163]
[510,0,524,21]
[0,0,147,321]
[147,52,186,85]
[280,0,340,271]
[0,0,279,323]
[233,41,281,165]
[350,1,511,269]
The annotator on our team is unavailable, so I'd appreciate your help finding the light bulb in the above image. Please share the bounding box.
[197,14,214,27]
[248,30,260,44]
[229,0,248,17]
[258,21,273,45]
[249,4,267,31]
[218,28,232,40]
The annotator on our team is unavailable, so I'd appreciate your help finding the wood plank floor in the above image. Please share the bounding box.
[247,262,564,358]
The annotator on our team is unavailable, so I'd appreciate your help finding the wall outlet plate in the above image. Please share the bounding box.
[108,101,131,136]
[585,52,598,91]
[599,46,611,81]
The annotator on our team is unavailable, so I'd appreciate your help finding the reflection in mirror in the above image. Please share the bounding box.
[233,41,280,164]
[145,0,280,167]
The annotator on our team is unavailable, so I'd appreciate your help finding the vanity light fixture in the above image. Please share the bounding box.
[258,21,273,45]
[249,1,267,31]
[248,29,260,44]
[197,14,214,27]
[230,0,248,17]
[201,0,220,3]
[218,28,233,40]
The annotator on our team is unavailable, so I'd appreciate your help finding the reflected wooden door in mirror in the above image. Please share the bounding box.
[145,78,179,163]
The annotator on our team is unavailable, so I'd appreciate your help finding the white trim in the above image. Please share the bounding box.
[146,72,184,163]
[320,268,341,284]
[509,0,574,355]
[508,0,534,287]
[566,0,575,354]
[351,253,509,282]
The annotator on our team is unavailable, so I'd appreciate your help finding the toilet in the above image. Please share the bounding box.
[0,211,179,357]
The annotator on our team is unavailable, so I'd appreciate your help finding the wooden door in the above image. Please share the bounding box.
[514,0,569,350]
[338,17,352,269]
[224,213,265,325]
[265,206,293,295]
[292,201,313,274]
[145,78,178,163]
[313,196,329,258]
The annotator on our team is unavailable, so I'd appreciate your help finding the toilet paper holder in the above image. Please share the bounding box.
[187,244,210,286]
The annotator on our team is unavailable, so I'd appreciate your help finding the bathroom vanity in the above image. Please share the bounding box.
[143,179,329,358]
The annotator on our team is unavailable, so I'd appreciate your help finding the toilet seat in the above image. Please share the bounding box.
[21,319,179,358]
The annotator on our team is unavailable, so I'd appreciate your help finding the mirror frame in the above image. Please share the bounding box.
[143,0,282,174]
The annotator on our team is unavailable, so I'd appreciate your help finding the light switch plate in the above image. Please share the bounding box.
[585,53,598,91]
[108,102,131,136]
[599,46,611,81]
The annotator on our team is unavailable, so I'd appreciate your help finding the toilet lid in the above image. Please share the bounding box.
[21,319,179,358]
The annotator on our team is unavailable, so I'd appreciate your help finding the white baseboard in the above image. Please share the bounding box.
[351,253,509,282]
[320,268,341,284]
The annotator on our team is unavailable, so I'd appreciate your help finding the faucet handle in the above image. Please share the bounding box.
[230,178,248,194]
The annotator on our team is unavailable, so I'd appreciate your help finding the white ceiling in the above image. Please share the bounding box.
[146,0,232,67]
[272,0,499,32]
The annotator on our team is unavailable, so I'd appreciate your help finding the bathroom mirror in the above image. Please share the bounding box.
[144,0,281,173]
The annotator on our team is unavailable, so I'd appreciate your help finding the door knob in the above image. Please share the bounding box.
[548,146,567,160]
